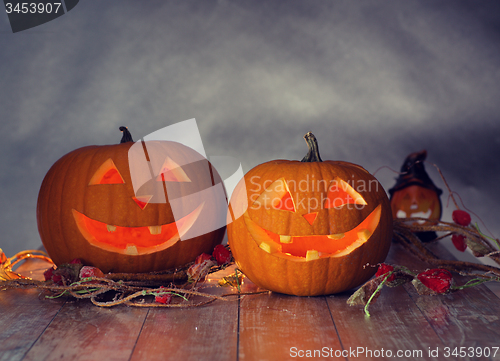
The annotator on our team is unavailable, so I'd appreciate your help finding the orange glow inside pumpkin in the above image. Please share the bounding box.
[244,176,382,261]
[324,178,367,208]
[244,205,381,260]
[75,154,208,255]
[132,195,153,210]
[155,157,191,182]
[391,185,441,221]
[275,191,295,212]
[72,203,203,255]
[88,159,125,185]
[302,212,318,225]
[251,177,367,213]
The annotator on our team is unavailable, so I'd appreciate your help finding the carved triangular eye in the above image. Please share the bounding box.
[156,157,191,182]
[252,178,296,212]
[302,212,318,225]
[132,195,152,210]
[89,159,125,185]
[274,189,295,212]
[324,178,366,209]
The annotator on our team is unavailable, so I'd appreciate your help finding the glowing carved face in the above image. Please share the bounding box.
[72,157,204,256]
[390,185,441,222]
[243,176,382,261]
[388,149,442,226]
[227,133,393,296]
[37,140,227,273]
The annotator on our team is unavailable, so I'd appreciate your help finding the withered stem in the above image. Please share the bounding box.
[119,126,134,143]
[301,132,323,162]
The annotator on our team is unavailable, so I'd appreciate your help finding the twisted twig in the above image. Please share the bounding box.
[393,219,500,276]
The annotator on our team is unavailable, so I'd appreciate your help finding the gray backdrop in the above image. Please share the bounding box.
[1,1,499,260]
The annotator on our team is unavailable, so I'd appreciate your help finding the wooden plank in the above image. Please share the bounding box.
[0,289,64,361]
[406,286,500,355]
[14,256,52,281]
[486,282,500,298]
[398,242,500,356]
[327,286,441,360]
[2,242,499,361]
[356,241,500,359]
[238,293,342,361]
[130,298,238,361]
[0,254,64,361]
[21,301,148,361]
[323,242,489,361]
[130,267,240,361]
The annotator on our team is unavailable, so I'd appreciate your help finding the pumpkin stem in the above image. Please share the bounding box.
[119,126,134,143]
[301,132,322,162]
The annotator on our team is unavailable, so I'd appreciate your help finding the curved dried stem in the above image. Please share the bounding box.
[393,219,500,275]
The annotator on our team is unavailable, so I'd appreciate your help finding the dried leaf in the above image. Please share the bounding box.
[51,262,84,285]
[466,238,491,257]
[218,273,243,287]
[187,259,216,283]
[385,270,415,288]
[347,276,384,306]
[412,278,437,295]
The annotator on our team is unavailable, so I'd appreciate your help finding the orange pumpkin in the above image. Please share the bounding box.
[227,132,392,296]
[37,127,227,273]
[389,150,442,242]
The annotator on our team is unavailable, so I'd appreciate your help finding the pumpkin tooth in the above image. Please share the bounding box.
[357,229,371,242]
[327,233,345,240]
[148,226,162,235]
[125,244,139,255]
[279,235,292,243]
[259,242,272,253]
[106,224,117,232]
[332,229,372,258]
[305,250,319,261]
[258,241,282,254]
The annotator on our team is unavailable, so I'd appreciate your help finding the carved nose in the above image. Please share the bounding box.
[132,195,152,210]
[303,212,317,225]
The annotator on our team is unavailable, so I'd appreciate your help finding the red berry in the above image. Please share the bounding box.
[51,274,63,285]
[451,234,467,252]
[195,253,212,264]
[213,245,231,265]
[79,266,104,279]
[417,269,453,293]
[43,267,63,285]
[452,209,471,227]
[43,267,55,281]
[70,259,82,264]
[154,286,172,304]
[375,263,396,282]
[188,254,216,282]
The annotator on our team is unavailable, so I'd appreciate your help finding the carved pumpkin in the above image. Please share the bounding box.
[37,127,226,273]
[227,133,393,296]
[389,150,442,242]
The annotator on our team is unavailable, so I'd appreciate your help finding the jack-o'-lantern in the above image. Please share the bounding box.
[389,150,442,242]
[37,127,227,273]
[227,133,393,296]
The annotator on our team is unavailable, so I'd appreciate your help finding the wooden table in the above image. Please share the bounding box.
[1,242,499,361]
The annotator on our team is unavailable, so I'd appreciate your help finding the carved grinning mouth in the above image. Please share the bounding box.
[72,203,204,256]
[244,204,381,261]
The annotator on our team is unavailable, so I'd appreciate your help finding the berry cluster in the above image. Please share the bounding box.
[450,209,472,252]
